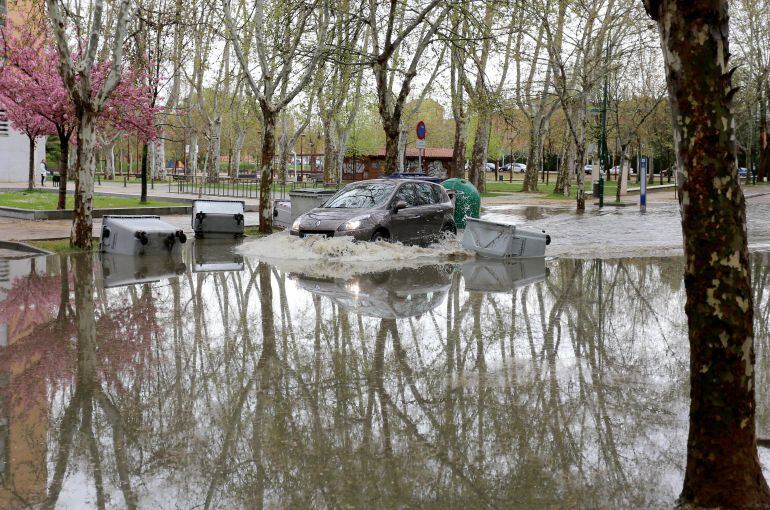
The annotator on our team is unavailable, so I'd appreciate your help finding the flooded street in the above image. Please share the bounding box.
[3,200,770,508]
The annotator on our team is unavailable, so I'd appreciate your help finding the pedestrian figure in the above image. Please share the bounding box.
[39,160,47,187]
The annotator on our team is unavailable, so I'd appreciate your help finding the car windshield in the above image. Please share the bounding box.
[324,182,396,208]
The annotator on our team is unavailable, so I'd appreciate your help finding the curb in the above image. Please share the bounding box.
[0,205,192,220]
[0,240,53,256]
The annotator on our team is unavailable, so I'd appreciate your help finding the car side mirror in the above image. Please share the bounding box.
[392,200,408,213]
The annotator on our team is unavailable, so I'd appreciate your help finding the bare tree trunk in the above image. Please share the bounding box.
[553,135,570,195]
[523,122,543,192]
[106,143,116,180]
[27,135,36,190]
[71,113,97,248]
[153,139,165,180]
[645,0,770,506]
[188,133,198,176]
[258,103,276,233]
[469,112,491,193]
[231,126,245,179]
[322,117,337,182]
[760,82,768,181]
[451,117,468,179]
[397,125,408,173]
[57,132,70,210]
[206,117,222,181]
[383,125,401,177]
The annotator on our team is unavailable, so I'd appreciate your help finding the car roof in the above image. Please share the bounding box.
[352,178,439,186]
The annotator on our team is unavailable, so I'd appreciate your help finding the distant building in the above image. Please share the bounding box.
[343,148,456,181]
[0,0,48,183]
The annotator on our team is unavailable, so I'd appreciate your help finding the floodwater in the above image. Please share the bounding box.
[2,200,770,509]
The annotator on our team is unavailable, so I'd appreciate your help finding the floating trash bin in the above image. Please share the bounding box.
[192,199,245,238]
[462,217,550,258]
[272,199,292,229]
[100,253,186,288]
[442,178,480,229]
[193,239,245,272]
[461,258,546,292]
[100,215,187,256]
[289,188,338,221]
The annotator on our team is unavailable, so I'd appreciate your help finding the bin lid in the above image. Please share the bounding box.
[103,215,177,233]
[193,199,244,215]
[289,188,338,196]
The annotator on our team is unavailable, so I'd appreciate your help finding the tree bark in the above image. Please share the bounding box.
[382,124,401,177]
[106,143,115,180]
[206,117,222,181]
[140,143,148,203]
[523,122,543,192]
[645,0,770,507]
[759,81,767,181]
[57,132,70,210]
[553,136,570,196]
[71,113,97,249]
[451,116,468,179]
[469,112,491,193]
[258,103,276,234]
[28,135,36,191]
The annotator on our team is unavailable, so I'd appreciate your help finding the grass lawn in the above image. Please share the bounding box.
[0,190,181,210]
[484,179,627,200]
[27,238,99,254]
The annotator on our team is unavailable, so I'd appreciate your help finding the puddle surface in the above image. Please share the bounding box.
[2,244,770,509]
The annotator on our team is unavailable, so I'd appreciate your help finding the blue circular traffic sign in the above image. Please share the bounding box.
[416,121,426,140]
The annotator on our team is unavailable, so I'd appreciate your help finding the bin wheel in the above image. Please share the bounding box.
[371,229,390,243]
[546,234,551,246]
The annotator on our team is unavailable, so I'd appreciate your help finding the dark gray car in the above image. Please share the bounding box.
[289,179,456,243]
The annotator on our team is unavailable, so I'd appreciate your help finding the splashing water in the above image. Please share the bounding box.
[237,231,474,279]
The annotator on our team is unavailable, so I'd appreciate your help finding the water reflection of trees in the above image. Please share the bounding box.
[0,252,739,508]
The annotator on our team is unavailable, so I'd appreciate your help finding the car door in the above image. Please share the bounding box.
[417,183,444,236]
[389,183,422,242]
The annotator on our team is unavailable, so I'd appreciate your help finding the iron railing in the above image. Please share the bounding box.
[167,176,341,200]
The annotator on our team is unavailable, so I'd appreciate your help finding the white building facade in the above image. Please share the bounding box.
[0,109,48,183]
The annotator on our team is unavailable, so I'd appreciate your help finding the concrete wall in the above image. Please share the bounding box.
[0,127,47,183]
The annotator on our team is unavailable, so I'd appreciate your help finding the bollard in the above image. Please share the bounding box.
[598,175,604,208]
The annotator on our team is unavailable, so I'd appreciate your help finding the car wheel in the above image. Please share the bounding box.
[371,229,390,242]
[441,223,457,235]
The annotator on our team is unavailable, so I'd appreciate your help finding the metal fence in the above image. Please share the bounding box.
[167,176,340,200]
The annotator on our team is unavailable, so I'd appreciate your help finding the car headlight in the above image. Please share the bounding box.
[291,217,302,231]
[338,216,370,231]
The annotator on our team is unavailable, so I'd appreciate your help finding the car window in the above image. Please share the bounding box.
[415,183,434,205]
[431,184,447,203]
[393,183,419,207]
[325,182,396,208]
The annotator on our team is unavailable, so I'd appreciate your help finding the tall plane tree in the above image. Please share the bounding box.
[644,0,770,506]
[225,0,329,233]
[46,0,133,248]
[366,0,449,176]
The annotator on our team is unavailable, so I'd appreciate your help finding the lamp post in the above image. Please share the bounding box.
[300,133,305,182]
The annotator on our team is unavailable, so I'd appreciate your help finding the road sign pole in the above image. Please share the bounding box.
[418,148,422,172]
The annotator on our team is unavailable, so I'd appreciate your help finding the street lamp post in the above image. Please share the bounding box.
[300,133,305,182]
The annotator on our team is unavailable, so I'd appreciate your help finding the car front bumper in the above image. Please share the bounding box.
[291,228,374,241]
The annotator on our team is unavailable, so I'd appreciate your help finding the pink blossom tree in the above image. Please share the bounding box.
[0,27,76,206]
[0,18,158,220]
